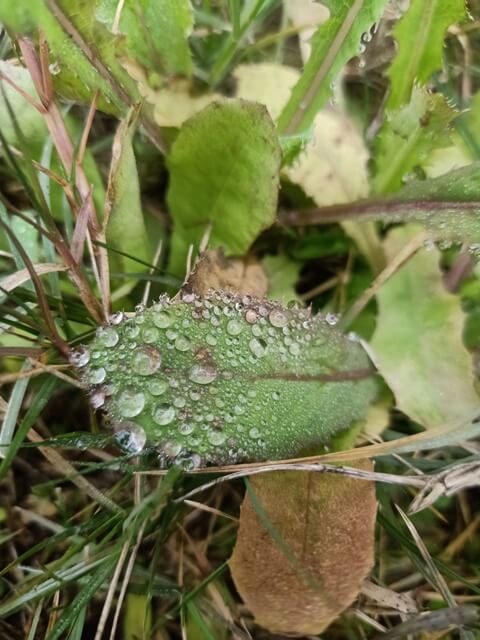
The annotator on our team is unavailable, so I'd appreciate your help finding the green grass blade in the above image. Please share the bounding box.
[277,0,387,134]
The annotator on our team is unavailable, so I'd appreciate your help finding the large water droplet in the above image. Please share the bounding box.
[226,319,243,336]
[153,310,173,328]
[147,379,168,396]
[173,396,186,408]
[174,452,202,470]
[249,337,267,358]
[88,367,106,384]
[245,309,258,324]
[189,364,217,385]
[289,342,300,356]
[206,334,217,346]
[207,430,227,446]
[249,427,261,439]
[117,388,145,417]
[114,423,147,453]
[142,327,159,343]
[269,309,288,328]
[153,403,175,425]
[97,326,119,347]
[125,324,140,339]
[174,335,191,351]
[132,346,162,376]
[325,312,338,326]
[69,347,90,367]
[178,422,195,435]
[90,389,105,409]
[162,441,182,458]
[109,311,124,325]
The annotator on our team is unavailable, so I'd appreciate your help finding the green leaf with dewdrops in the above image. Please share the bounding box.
[71,293,376,468]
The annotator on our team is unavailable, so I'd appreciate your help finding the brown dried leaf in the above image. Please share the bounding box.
[229,462,377,635]
[182,249,268,298]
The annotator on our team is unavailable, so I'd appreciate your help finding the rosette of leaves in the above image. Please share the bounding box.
[71,292,376,467]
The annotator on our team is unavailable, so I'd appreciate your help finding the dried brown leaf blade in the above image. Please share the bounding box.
[229,462,377,635]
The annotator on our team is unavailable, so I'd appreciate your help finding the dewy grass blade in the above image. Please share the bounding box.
[0,375,59,477]
[0,360,31,459]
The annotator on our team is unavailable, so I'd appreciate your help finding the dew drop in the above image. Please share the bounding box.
[289,342,300,356]
[88,367,106,384]
[153,403,175,425]
[245,309,258,324]
[90,389,106,409]
[207,430,227,446]
[174,452,202,470]
[206,333,217,346]
[142,327,159,343]
[125,324,140,339]
[249,337,267,358]
[49,61,61,75]
[132,345,162,376]
[189,364,217,385]
[69,347,90,367]
[249,427,261,439]
[178,422,195,435]
[226,319,243,336]
[114,423,146,453]
[97,326,119,347]
[153,310,174,328]
[162,441,182,458]
[117,388,145,417]
[109,311,124,325]
[147,379,168,396]
[325,312,339,326]
[174,335,191,351]
[269,309,288,328]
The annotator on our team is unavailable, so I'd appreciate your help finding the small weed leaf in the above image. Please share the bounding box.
[72,292,376,467]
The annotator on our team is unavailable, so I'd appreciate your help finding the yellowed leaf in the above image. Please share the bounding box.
[122,61,219,128]
[286,108,369,204]
[229,462,377,635]
[153,79,221,128]
[234,63,299,120]
[284,0,330,63]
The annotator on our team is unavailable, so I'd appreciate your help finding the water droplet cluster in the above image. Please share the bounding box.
[71,293,376,467]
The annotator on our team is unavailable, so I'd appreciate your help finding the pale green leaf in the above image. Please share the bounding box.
[371,225,479,428]
[124,593,152,640]
[105,109,150,273]
[387,0,466,110]
[373,88,457,194]
[277,0,388,134]
[96,0,193,78]
[0,61,46,151]
[167,100,282,276]
[0,0,137,113]
[262,254,301,304]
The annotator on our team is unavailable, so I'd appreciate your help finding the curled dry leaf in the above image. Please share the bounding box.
[182,249,268,298]
[229,461,377,635]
